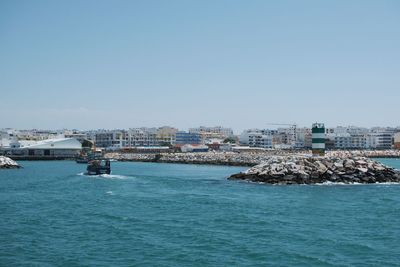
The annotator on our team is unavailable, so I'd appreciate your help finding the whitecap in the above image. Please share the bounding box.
[100,174,132,179]
[77,173,134,179]
[316,181,362,186]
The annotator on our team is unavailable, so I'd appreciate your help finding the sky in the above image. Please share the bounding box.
[0,0,399,133]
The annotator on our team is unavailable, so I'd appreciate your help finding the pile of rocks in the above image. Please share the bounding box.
[326,150,400,158]
[0,156,20,169]
[229,156,400,184]
[106,149,400,167]
[105,152,309,166]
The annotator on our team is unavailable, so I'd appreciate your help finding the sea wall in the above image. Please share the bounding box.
[326,150,400,158]
[105,150,400,166]
[229,156,400,184]
[105,152,308,166]
[0,156,20,169]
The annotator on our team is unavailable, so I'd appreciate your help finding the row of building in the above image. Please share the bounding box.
[1,126,400,156]
[240,126,400,150]
[0,126,235,156]
[90,126,233,149]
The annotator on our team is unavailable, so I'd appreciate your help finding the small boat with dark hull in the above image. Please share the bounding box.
[86,159,111,175]
[76,156,89,164]
[77,147,104,164]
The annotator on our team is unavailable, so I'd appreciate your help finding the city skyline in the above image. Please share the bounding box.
[2,123,400,136]
[1,1,400,130]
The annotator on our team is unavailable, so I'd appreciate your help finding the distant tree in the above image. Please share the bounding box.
[223,137,237,144]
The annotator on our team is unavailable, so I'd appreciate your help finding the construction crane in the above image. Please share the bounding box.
[266,123,297,147]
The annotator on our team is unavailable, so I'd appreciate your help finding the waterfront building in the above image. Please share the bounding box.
[93,127,171,149]
[240,129,274,149]
[368,132,393,149]
[175,131,202,145]
[205,139,223,151]
[249,134,273,149]
[325,135,335,150]
[334,134,352,149]
[94,131,114,148]
[4,138,82,158]
[156,126,178,146]
[351,134,367,149]
[394,133,400,149]
[180,144,209,153]
[189,126,234,142]
[128,128,158,147]
[277,127,297,147]
[272,132,289,148]
[304,132,313,149]
[239,129,256,145]
[328,132,368,149]
[95,130,129,149]
[325,126,368,136]
[0,130,16,150]
[295,127,312,148]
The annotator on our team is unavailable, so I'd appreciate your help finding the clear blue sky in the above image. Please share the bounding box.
[1,0,399,132]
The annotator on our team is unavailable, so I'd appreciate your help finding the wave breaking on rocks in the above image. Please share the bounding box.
[228,156,400,185]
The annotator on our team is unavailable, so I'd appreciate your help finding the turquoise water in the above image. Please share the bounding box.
[1,159,400,267]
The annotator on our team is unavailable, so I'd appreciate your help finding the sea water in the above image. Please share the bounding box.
[1,159,400,266]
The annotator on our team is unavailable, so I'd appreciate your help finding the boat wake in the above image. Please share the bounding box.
[77,172,133,179]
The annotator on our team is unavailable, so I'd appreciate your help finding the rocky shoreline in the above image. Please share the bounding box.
[0,156,21,169]
[229,156,400,185]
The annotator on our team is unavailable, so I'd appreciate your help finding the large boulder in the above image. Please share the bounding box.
[0,156,20,169]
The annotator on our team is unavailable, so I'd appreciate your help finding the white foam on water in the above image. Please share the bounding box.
[77,173,134,180]
[106,191,114,195]
[99,174,129,179]
[316,181,362,186]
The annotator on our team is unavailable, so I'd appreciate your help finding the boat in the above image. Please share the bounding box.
[86,159,111,175]
[77,143,104,164]
[76,156,89,164]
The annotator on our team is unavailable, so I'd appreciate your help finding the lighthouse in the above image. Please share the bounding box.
[312,123,325,156]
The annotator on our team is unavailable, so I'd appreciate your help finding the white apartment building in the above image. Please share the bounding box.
[189,126,234,141]
[240,129,273,148]
[128,128,158,147]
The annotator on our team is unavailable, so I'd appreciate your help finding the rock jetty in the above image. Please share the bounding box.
[229,156,400,184]
[326,150,400,158]
[106,149,400,167]
[0,156,20,169]
[105,151,303,166]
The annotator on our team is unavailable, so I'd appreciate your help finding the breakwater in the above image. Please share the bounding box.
[326,150,400,158]
[105,150,400,166]
[229,156,400,184]
[0,156,20,169]
[105,152,305,166]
